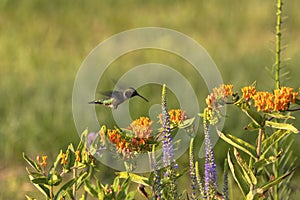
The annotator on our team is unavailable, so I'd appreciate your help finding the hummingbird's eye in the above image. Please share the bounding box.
[125,90,132,98]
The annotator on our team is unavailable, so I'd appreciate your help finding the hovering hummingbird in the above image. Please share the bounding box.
[89,87,148,109]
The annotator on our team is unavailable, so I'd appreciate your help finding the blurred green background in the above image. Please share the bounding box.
[1,0,300,199]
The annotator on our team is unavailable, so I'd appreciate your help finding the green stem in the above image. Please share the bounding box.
[256,128,263,161]
[274,1,283,199]
[275,0,283,89]
[274,142,279,200]
[50,185,53,200]
[72,167,77,200]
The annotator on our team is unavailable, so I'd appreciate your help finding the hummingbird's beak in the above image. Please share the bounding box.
[137,93,149,102]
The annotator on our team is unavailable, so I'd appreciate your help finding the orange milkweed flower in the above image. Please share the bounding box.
[75,150,81,162]
[129,117,153,138]
[41,156,47,167]
[60,153,67,165]
[241,86,256,100]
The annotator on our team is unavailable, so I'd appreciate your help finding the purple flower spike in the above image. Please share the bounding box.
[203,123,218,196]
[161,84,175,167]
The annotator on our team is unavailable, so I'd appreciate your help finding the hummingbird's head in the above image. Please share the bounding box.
[125,87,148,102]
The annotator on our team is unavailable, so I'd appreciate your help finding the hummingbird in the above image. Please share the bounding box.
[89,87,148,109]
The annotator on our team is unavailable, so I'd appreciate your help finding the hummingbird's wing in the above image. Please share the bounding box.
[100,91,123,98]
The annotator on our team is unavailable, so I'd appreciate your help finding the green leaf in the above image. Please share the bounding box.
[112,176,120,192]
[31,177,49,185]
[78,128,89,151]
[234,148,257,185]
[84,180,98,197]
[125,191,136,200]
[253,150,282,169]
[76,171,89,190]
[261,129,291,157]
[265,112,295,120]
[227,150,249,197]
[178,117,195,129]
[242,109,264,127]
[260,168,295,192]
[116,172,150,186]
[244,121,261,131]
[23,153,42,172]
[217,129,256,159]
[54,178,77,200]
[265,121,299,133]
[29,175,50,198]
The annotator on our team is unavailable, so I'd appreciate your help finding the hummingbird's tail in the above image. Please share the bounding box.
[88,100,103,104]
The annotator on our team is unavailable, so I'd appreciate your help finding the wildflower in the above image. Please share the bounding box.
[203,123,217,197]
[107,129,121,144]
[161,86,175,167]
[151,148,163,199]
[36,155,41,163]
[205,93,217,109]
[273,87,298,111]
[159,109,189,127]
[204,84,233,125]
[129,117,153,138]
[60,153,67,165]
[189,138,197,199]
[213,84,233,99]
[161,84,178,198]
[241,86,256,100]
[75,150,81,162]
[252,87,298,112]
[222,159,229,200]
[252,91,274,112]
[41,156,47,167]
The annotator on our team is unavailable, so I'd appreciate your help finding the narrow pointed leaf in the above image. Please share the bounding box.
[54,178,77,200]
[265,121,299,133]
[84,180,98,197]
[260,168,295,192]
[217,130,256,158]
[227,150,249,197]
[31,177,49,185]
[116,172,149,186]
[29,175,50,198]
[254,150,282,169]
[234,148,257,185]
[242,109,263,127]
[23,153,42,172]
[178,117,195,129]
[244,121,260,131]
[261,129,290,157]
[265,112,295,120]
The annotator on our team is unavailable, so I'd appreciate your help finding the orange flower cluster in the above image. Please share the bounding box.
[273,87,298,111]
[129,117,153,138]
[213,84,233,98]
[107,117,154,156]
[169,109,188,125]
[36,155,48,167]
[206,84,233,108]
[158,109,189,126]
[252,92,275,112]
[60,153,67,165]
[250,86,298,112]
[241,86,256,100]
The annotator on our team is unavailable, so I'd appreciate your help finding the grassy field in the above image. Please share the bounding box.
[1,0,300,199]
